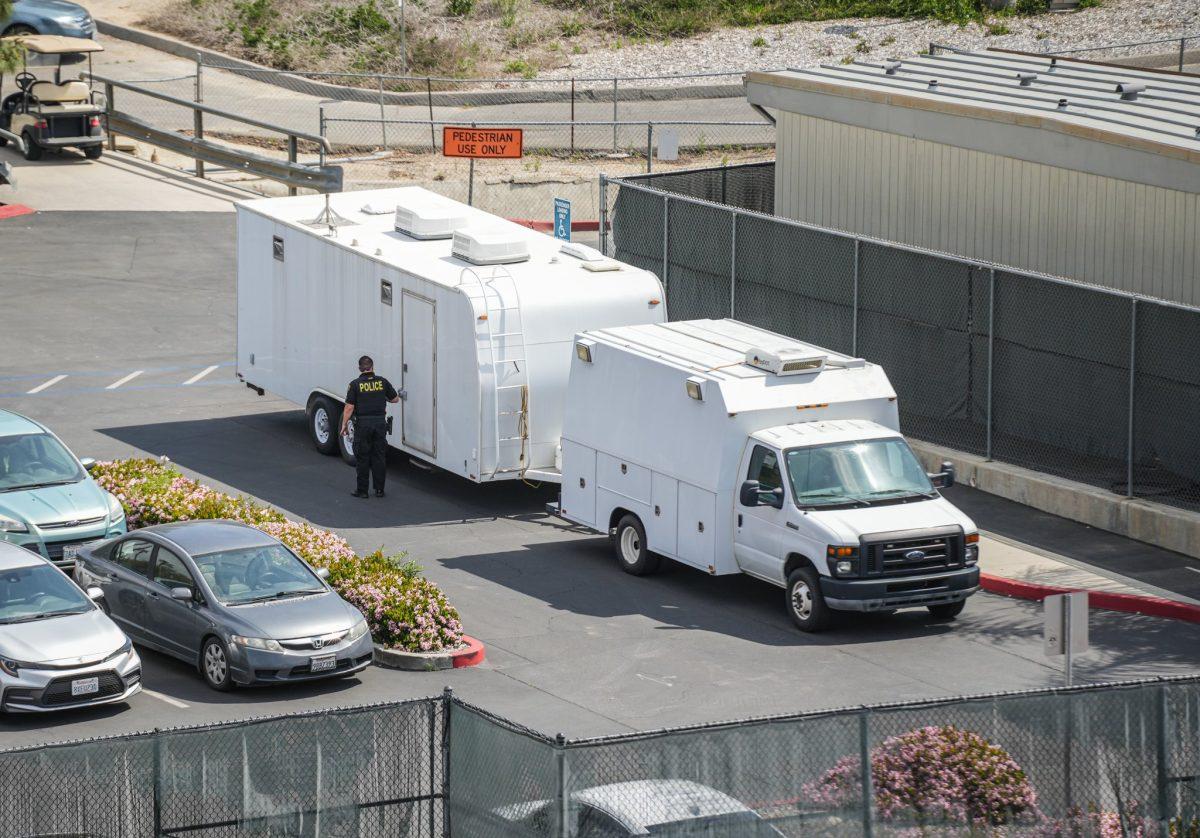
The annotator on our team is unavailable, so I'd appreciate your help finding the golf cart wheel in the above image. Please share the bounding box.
[22,130,41,161]
[201,637,234,691]
[307,395,340,456]
[612,513,660,576]
[928,600,966,620]
[84,145,103,160]
[786,567,831,632]
[338,416,357,466]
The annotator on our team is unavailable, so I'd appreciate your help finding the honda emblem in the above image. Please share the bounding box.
[311,637,325,650]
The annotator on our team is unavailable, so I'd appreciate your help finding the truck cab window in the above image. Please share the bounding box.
[747,445,784,495]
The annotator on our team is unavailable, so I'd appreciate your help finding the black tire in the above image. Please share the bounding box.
[928,600,966,620]
[612,513,660,576]
[786,567,831,632]
[83,145,103,160]
[338,416,357,466]
[307,395,340,456]
[22,131,42,161]
[2,24,37,36]
[200,637,234,692]
[0,135,6,148]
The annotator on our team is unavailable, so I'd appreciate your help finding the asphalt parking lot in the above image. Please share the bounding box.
[3,189,1199,750]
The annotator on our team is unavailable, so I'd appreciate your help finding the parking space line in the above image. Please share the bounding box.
[26,374,67,394]
[106,370,144,390]
[183,364,220,386]
[141,689,190,709]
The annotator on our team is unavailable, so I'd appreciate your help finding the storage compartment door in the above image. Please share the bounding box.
[676,483,716,571]
[648,472,678,556]
[401,291,436,456]
[560,439,597,528]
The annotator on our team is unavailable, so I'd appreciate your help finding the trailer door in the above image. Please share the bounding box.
[401,291,436,456]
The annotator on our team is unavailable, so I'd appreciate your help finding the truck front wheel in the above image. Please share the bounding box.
[786,567,831,632]
[613,514,660,576]
[928,600,966,620]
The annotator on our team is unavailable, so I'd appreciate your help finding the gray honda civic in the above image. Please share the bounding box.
[73,520,372,690]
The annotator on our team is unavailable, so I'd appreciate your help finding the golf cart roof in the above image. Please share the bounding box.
[6,35,104,54]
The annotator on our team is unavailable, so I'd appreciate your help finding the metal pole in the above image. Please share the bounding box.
[1156,683,1171,827]
[851,239,860,356]
[468,121,476,206]
[1064,593,1074,687]
[570,78,575,155]
[1180,37,1186,72]
[646,123,653,174]
[599,175,608,256]
[1127,298,1137,498]
[986,267,996,461]
[721,166,727,206]
[662,195,670,294]
[319,106,327,167]
[612,78,618,151]
[152,729,163,837]
[427,699,436,836]
[1064,689,1074,810]
[441,687,453,838]
[555,733,570,838]
[194,52,203,103]
[427,78,437,153]
[193,108,205,180]
[378,75,388,151]
[859,711,874,837]
[287,134,298,197]
[104,81,116,151]
[730,211,738,318]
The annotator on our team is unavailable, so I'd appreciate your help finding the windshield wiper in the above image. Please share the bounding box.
[798,493,871,509]
[864,488,938,501]
[0,608,88,623]
[0,479,78,493]
[273,589,324,599]
[231,589,323,605]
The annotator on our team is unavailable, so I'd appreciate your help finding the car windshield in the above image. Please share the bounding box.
[0,432,84,492]
[786,438,934,509]
[0,563,93,624]
[649,812,779,836]
[194,544,324,605]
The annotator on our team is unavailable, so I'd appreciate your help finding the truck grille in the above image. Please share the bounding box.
[41,671,125,706]
[862,527,963,577]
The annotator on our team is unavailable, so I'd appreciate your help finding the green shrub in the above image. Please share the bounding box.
[447,0,475,16]
[560,17,584,37]
[503,57,537,78]
[751,34,768,47]
[987,21,1011,34]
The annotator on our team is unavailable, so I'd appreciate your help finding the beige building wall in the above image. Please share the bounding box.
[774,111,1200,306]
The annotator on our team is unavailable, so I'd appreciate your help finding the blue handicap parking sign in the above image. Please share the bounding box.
[553,198,571,242]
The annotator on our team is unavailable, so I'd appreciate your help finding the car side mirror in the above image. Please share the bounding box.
[316,567,331,580]
[79,457,97,471]
[85,586,104,601]
[929,461,955,489]
[740,480,761,507]
[170,586,193,602]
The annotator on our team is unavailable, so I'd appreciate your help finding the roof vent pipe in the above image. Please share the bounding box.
[1048,57,1058,70]
[1017,72,1037,86]
[928,79,939,89]
[1057,98,1069,109]
[883,61,902,75]
[1116,81,1146,100]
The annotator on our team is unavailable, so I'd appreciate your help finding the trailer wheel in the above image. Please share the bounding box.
[612,514,660,576]
[307,396,340,456]
[338,416,357,466]
[786,567,831,632]
[928,600,966,620]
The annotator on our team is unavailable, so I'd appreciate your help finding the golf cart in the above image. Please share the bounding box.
[0,34,104,161]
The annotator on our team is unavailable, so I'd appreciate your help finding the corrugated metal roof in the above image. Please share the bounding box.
[749,47,1200,159]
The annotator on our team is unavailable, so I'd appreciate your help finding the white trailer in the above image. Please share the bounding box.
[555,319,980,631]
[236,187,666,483]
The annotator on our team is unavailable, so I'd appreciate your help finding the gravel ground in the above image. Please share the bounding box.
[539,0,1198,82]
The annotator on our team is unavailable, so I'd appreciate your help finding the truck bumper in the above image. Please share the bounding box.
[821,566,980,612]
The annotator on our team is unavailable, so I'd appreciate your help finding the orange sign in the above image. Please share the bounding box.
[443,127,523,159]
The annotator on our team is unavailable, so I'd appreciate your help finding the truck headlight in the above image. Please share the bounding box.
[106,492,125,521]
[965,533,979,565]
[826,545,859,577]
[0,516,28,533]
[231,635,283,652]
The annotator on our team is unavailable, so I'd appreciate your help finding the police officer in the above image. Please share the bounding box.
[341,355,401,498]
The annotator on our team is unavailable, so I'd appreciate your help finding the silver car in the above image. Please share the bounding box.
[74,520,373,691]
[0,541,141,712]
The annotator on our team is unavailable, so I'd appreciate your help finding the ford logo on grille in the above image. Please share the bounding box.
[904,549,926,561]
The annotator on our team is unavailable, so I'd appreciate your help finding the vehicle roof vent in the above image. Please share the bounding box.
[451,226,531,265]
[744,346,827,376]
[394,195,470,240]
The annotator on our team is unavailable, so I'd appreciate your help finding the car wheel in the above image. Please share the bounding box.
[786,567,831,632]
[22,130,42,161]
[338,416,357,466]
[928,600,966,621]
[201,637,234,691]
[2,24,37,36]
[308,395,340,455]
[612,513,660,576]
[83,145,103,160]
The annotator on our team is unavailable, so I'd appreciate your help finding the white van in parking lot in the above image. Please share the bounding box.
[553,319,980,631]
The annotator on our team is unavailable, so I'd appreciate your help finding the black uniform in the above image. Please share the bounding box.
[346,373,397,494]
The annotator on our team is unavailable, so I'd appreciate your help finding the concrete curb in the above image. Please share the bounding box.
[0,204,36,220]
[95,19,744,108]
[373,635,486,671]
[980,573,1200,624]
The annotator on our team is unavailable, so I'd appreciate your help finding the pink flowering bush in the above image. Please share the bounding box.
[1035,802,1150,837]
[804,725,1038,829]
[92,458,464,653]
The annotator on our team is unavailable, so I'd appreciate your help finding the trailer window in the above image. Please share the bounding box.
[746,445,783,492]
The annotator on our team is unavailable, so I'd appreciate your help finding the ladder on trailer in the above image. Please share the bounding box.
[461,266,531,478]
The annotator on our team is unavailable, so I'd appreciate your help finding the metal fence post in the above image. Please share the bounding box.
[377,74,388,151]
[721,166,728,207]
[1127,298,1138,498]
[194,53,203,103]
[646,123,653,174]
[152,728,163,836]
[427,78,436,153]
[662,195,670,295]
[555,733,570,838]
[859,710,874,837]
[599,175,609,256]
[441,687,453,838]
[570,78,576,156]
[193,108,205,180]
[1157,682,1171,826]
[286,134,298,196]
[104,81,116,151]
[851,239,860,356]
[612,78,618,151]
[1064,691,1074,810]
[1180,37,1186,72]
[730,210,738,318]
[986,267,996,461]
[467,121,476,206]
[318,105,327,167]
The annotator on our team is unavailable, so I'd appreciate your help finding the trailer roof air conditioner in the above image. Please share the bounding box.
[452,227,531,265]
[744,347,826,376]
[394,195,470,240]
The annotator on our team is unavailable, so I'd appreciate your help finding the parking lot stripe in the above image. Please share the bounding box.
[26,374,67,394]
[141,689,189,709]
[106,370,144,390]
[183,364,220,386]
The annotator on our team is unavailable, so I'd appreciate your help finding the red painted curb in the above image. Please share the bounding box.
[508,218,602,233]
[980,572,1200,624]
[0,204,35,220]
[451,635,486,668]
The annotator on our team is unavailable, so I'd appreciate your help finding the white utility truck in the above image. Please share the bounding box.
[553,319,980,631]
[236,187,666,483]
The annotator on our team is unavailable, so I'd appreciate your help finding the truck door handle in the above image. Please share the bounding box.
[786,521,799,530]
[737,514,742,527]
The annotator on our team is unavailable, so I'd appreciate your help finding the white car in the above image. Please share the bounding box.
[0,541,141,712]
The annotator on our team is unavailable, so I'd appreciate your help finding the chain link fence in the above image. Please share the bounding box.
[602,165,1200,513]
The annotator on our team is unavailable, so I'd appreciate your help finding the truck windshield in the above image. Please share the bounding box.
[786,438,934,508]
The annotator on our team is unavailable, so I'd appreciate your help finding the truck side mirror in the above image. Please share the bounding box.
[929,461,955,489]
[739,480,762,507]
[764,486,785,509]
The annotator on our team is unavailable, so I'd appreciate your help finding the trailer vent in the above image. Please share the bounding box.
[452,227,531,265]
[744,347,827,376]
[394,197,470,240]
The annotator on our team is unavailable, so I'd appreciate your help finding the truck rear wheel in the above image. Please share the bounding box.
[338,416,357,466]
[613,514,660,576]
[928,600,966,620]
[307,395,340,456]
[786,567,831,632]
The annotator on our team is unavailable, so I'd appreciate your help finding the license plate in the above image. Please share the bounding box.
[71,677,100,697]
[310,654,337,673]
[62,543,82,560]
